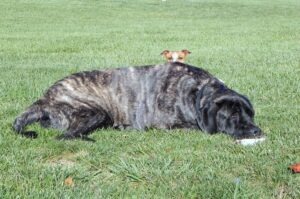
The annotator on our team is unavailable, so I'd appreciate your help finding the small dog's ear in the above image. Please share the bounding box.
[181,49,191,54]
[160,50,170,55]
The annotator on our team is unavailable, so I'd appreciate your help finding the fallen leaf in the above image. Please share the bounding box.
[64,176,74,187]
[289,163,300,173]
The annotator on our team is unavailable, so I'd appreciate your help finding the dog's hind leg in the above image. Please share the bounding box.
[56,108,112,142]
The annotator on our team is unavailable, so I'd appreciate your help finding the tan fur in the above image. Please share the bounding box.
[160,49,191,63]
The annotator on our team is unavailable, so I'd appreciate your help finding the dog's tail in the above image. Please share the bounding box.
[12,100,44,138]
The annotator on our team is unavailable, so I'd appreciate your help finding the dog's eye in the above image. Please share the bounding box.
[231,112,239,120]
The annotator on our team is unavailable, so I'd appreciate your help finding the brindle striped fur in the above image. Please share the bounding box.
[13,62,263,141]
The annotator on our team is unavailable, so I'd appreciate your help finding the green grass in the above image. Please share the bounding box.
[1,0,300,198]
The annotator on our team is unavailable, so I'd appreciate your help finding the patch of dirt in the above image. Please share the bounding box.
[45,150,89,169]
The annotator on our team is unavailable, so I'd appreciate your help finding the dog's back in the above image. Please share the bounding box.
[45,63,212,128]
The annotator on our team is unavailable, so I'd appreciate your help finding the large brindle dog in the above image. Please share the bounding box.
[13,62,263,141]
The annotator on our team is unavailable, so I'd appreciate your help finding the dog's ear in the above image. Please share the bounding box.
[195,90,218,133]
[181,49,191,55]
[160,50,170,55]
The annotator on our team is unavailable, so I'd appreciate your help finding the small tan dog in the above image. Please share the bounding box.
[160,49,191,63]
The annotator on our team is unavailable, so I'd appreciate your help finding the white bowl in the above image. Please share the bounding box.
[235,137,266,146]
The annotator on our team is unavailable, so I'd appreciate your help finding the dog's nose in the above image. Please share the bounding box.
[250,127,262,136]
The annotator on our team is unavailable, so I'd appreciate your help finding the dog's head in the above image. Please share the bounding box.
[160,49,191,63]
[196,89,263,139]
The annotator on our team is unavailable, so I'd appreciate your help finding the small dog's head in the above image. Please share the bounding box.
[160,49,191,63]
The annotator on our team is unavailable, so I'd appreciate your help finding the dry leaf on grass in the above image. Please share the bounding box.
[289,163,300,173]
[64,176,74,187]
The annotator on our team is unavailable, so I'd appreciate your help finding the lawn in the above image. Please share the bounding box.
[0,0,300,198]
